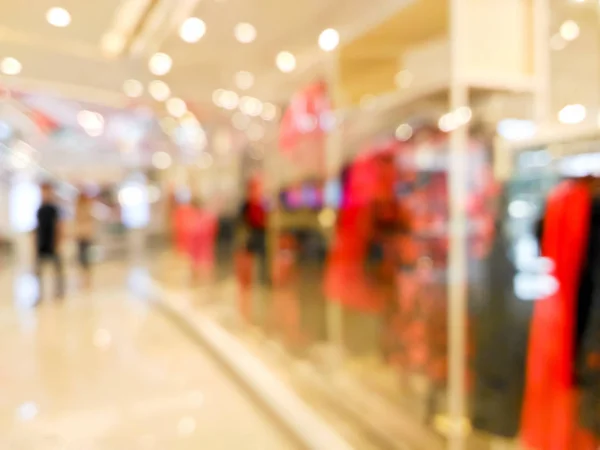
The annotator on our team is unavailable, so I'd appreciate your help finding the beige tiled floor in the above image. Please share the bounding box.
[0,267,297,450]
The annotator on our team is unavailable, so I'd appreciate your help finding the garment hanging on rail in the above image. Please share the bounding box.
[471,190,533,438]
[521,179,597,450]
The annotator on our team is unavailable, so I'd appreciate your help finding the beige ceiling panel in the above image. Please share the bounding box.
[337,0,448,107]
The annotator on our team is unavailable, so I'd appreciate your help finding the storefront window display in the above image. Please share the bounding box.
[475,136,600,450]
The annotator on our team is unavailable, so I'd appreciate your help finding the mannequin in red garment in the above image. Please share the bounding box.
[521,179,597,450]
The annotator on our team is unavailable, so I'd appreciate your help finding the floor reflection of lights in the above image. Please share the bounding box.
[0,272,294,450]
[14,273,39,309]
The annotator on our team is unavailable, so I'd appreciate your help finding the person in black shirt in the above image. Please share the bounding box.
[238,182,268,284]
[35,182,64,302]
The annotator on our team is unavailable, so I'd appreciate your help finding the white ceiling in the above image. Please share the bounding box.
[0,0,414,111]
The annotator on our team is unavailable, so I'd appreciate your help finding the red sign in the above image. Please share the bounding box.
[278,81,332,175]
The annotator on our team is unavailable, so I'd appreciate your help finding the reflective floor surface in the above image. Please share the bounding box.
[0,265,298,450]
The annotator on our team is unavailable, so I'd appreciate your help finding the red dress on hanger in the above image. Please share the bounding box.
[521,180,596,450]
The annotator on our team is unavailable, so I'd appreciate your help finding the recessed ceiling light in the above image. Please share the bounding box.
[549,34,567,51]
[219,91,239,110]
[152,151,172,170]
[101,33,125,56]
[240,96,263,116]
[123,79,143,98]
[148,80,171,101]
[166,97,187,118]
[395,124,413,141]
[261,103,278,121]
[77,110,104,136]
[276,51,296,73]
[212,89,225,106]
[558,104,586,124]
[560,20,580,41]
[235,71,254,90]
[179,17,206,43]
[234,23,256,44]
[149,52,172,76]
[1,57,22,75]
[319,29,340,52]
[46,7,71,27]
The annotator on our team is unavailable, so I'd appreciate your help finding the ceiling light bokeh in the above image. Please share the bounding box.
[261,103,278,121]
[218,90,239,110]
[101,33,125,56]
[560,20,580,41]
[395,124,413,141]
[234,23,257,43]
[149,52,173,76]
[46,7,71,27]
[558,104,586,124]
[276,51,296,73]
[235,71,254,90]
[179,17,206,43]
[549,34,567,51]
[1,57,22,75]
[149,80,171,101]
[318,29,340,52]
[123,79,144,98]
[166,97,187,118]
[152,151,172,170]
[77,110,104,136]
[240,96,263,116]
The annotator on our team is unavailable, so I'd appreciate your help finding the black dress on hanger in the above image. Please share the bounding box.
[471,190,534,438]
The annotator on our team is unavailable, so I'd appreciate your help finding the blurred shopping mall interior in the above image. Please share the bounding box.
[3,0,600,449]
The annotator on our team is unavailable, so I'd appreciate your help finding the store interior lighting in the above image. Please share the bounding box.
[395,124,413,141]
[558,103,586,124]
[240,96,263,116]
[559,20,580,41]
[123,79,144,98]
[179,17,206,43]
[235,71,254,90]
[276,51,296,73]
[77,110,104,137]
[261,103,278,121]
[218,90,240,110]
[149,52,173,76]
[101,33,125,56]
[149,80,171,101]
[497,119,536,141]
[46,7,71,27]
[152,151,172,169]
[1,57,22,76]
[318,29,340,52]
[234,23,257,44]
[166,97,187,118]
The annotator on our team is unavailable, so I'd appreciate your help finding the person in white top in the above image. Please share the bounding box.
[74,192,95,289]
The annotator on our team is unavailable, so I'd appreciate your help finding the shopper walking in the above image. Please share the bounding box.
[238,180,268,285]
[74,191,96,289]
[34,182,65,303]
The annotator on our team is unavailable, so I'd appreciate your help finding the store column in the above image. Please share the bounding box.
[447,0,469,445]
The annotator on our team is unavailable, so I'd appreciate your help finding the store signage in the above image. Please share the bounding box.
[279,81,331,156]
